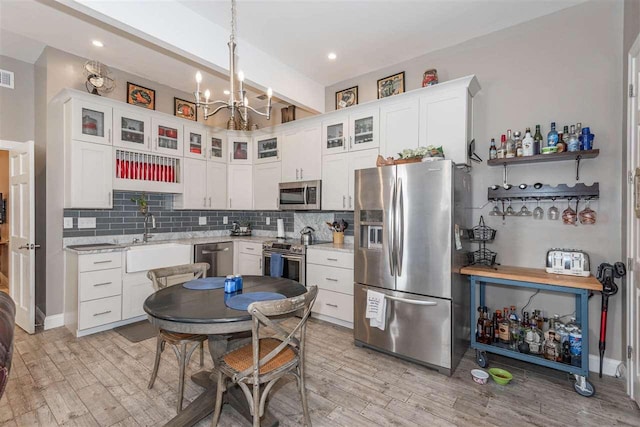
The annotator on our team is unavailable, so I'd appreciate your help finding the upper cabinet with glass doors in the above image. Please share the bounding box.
[113,108,151,151]
[151,117,184,156]
[254,133,280,164]
[184,124,207,160]
[207,131,227,163]
[228,135,252,164]
[69,99,113,146]
[321,109,379,155]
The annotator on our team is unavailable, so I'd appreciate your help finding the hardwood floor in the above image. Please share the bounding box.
[1,319,638,427]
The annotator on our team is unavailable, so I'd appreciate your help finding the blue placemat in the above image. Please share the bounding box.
[225,292,286,311]
[183,277,226,290]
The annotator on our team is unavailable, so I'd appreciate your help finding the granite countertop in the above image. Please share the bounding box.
[65,235,275,254]
[309,242,354,253]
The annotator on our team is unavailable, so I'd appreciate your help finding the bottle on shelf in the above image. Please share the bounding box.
[557,131,566,153]
[508,306,520,350]
[525,318,544,355]
[568,318,582,366]
[567,124,579,152]
[533,124,543,155]
[497,134,507,159]
[489,138,497,160]
[534,309,544,331]
[514,131,523,157]
[547,122,559,149]
[522,128,534,156]
[505,129,516,158]
[477,306,487,343]
[483,307,493,344]
[493,310,501,343]
[543,330,562,361]
[499,307,511,344]
[575,122,583,149]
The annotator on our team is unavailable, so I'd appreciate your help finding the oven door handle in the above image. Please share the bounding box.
[263,253,304,261]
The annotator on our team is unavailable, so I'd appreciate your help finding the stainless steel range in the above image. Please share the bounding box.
[262,238,331,286]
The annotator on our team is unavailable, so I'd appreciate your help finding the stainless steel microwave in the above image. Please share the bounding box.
[278,180,321,210]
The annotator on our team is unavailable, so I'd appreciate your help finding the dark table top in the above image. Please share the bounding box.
[144,276,307,324]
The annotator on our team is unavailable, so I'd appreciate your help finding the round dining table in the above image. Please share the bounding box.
[144,275,307,427]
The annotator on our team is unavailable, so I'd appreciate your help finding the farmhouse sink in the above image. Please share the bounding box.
[126,243,192,273]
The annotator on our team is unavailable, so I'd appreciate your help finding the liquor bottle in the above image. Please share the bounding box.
[562,341,571,364]
[497,134,507,159]
[525,319,544,355]
[489,138,497,160]
[521,311,530,329]
[505,129,516,158]
[543,330,562,361]
[568,318,582,366]
[534,309,544,331]
[514,131,523,157]
[556,131,566,153]
[490,311,497,343]
[476,306,484,341]
[522,128,534,156]
[533,124,543,154]
[483,307,493,344]
[499,308,510,344]
[493,310,501,343]
[567,125,579,152]
[576,122,583,149]
[547,122,559,148]
[509,306,520,350]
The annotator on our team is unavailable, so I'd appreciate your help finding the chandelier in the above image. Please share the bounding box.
[194,0,272,130]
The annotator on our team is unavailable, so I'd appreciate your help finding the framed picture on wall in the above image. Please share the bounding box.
[174,97,197,121]
[335,86,358,110]
[126,82,156,110]
[377,72,405,99]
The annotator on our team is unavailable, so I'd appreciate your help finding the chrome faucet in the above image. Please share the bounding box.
[143,213,156,243]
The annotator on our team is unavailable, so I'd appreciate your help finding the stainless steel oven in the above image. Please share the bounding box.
[262,240,306,286]
[278,180,321,211]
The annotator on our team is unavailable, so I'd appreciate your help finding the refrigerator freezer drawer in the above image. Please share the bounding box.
[354,283,451,370]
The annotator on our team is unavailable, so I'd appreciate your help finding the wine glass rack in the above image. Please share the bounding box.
[113,149,183,193]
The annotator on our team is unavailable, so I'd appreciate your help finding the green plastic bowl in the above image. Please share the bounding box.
[488,368,513,385]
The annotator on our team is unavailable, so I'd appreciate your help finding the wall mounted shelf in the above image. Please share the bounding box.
[487,183,599,201]
[487,149,599,181]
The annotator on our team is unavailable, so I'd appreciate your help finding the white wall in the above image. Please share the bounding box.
[327,1,625,361]
[0,55,34,142]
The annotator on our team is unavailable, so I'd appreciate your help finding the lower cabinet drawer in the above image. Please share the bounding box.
[311,289,353,323]
[78,252,122,272]
[79,295,122,330]
[306,263,353,295]
[238,241,262,255]
[79,268,122,302]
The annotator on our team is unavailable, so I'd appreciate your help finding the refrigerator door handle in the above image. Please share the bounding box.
[387,179,396,276]
[396,178,404,277]
[385,294,437,306]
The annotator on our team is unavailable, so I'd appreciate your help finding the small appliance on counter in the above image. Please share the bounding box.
[545,248,590,277]
[230,221,252,237]
[300,226,315,245]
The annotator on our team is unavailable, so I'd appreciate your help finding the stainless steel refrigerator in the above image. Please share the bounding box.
[353,160,471,375]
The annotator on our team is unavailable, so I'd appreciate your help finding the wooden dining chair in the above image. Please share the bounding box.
[212,285,318,427]
[147,262,210,413]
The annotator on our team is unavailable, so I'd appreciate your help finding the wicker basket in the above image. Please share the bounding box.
[467,248,498,266]
[466,216,497,242]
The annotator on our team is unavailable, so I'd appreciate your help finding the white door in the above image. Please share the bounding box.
[380,98,419,158]
[151,117,183,156]
[238,253,262,275]
[322,154,349,210]
[419,90,468,165]
[184,125,207,160]
[207,131,227,164]
[207,162,227,209]
[8,141,35,334]
[628,35,640,407]
[347,149,380,210]
[297,125,322,180]
[68,141,113,209]
[70,99,113,146]
[282,128,301,182]
[113,108,151,152]
[228,136,252,164]
[254,162,282,210]
[228,164,253,210]
[177,158,207,209]
[349,109,379,152]
[322,116,349,155]
[254,134,281,164]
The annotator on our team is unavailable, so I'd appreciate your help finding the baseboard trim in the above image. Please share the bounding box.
[589,354,621,377]
[44,313,65,330]
[36,307,46,327]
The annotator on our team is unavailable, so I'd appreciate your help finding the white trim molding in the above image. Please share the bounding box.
[44,313,65,330]
[589,354,622,378]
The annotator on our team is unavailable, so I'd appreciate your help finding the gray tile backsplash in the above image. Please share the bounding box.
[63,191,354,238]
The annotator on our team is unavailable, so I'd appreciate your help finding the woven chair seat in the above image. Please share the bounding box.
[222,338,296,376]
[160,330,207,343]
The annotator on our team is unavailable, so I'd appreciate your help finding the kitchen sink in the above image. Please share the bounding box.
[126,243,192,273]
[67,243,125,251]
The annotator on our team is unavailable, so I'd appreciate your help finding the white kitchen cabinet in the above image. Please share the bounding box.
[174,158,208,209]
[237,253,262,275]
[151,117,184,156]
[418,88,472,165]
[184,124,207,160]
[281,124,321,182]
[69,98,113,146]
[122,275,154,320]
[207,131,227,163]
[207,162,227,209]
[228,135,252,164]
[253,162,281,210]
[322,148,378,211]
[307,248,354,328]
[254,133,281,164]
[228,164,253,210]
[379,98,420,158]
[66,140,113,209]
[113,108,151,151]
[322,110,378,156]
[322,115,349,155]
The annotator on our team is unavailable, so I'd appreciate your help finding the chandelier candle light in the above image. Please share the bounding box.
[194,0,272,130]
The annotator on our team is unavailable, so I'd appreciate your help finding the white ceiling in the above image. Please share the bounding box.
[0,29,45,64]
[179,0,583,86]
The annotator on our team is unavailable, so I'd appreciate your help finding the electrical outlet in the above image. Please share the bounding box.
[199,216,207,226]
[77,217,96,229]
[223,216,228,225]
[63,217,74,229]
[265,217,270,225]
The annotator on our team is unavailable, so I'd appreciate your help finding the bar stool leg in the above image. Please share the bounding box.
[176,342,187,413]
[148,334,163,389]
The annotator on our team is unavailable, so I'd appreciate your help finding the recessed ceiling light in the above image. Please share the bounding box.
[223,90,230,95]
[92,40,104,48]
[327,52,337,60]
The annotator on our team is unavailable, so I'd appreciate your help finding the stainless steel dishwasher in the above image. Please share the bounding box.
[194,242,234,277]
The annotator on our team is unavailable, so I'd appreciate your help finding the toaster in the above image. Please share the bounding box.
[545,249,590,277]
